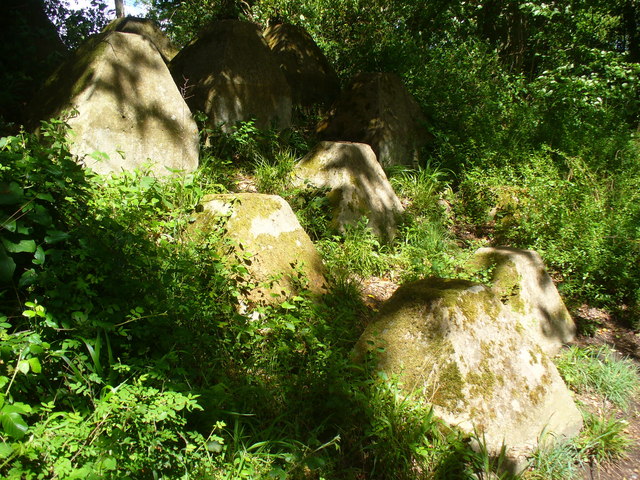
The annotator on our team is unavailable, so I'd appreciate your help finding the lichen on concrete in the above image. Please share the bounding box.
[354,276,583,470]
[191,193,327,304]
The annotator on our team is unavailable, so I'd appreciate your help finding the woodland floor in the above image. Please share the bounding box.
[360,278,640,480]
[572,306,640,480]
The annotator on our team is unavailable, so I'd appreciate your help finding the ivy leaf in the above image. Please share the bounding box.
[32,245,45,265]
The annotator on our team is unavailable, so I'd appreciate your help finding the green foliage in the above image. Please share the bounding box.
[0,120,90,289]
[0,124,229,478]
[456,146,640,308]
[389,165,460,280]
[524,439,581,480]
[524,410,633,479]
[555,345,640,409]
[6,0,640,475]
[318,219,391,280]
[44,0,110,49]
[287,187,332,242]
[253,149,296,195]
[578,412,632,465]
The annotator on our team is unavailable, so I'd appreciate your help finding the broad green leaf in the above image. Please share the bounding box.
[0,411,28,439]
[31,205,53,227]
[27,357,42,374]
[100,456,117,471]
[0,441,13,458]
[0,246,16,282]
[32,245,45,265]
[17,360,30,374]
[44,230,70,244]
[1,218,16,233]
[36,192,55,202]
[1,238,36,253]
[18,268,37,287]
[28,344,44,355]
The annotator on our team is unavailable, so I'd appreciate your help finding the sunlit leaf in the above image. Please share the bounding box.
[27,357,42,374]
[0,410,28,439]
[2,238,36,253]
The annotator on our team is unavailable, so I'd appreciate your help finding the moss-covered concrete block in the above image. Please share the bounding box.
[103,16,179,63]
[30,31,199,177]
[316,72,432,168]
[292,141,404,241]
[263,23,340,108]
[466,247,576,355]
[354,277,582,471]
[192,193,327,304]
[169,20,291,133]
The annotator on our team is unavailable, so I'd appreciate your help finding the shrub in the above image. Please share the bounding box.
[456,146,640,308]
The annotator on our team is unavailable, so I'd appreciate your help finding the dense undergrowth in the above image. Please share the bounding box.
[3,0,640,477]
[1,113,639,479]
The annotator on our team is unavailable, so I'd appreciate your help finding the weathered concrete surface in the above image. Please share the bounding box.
[316,72,431,168]
[103,16,179,62]
[169,20,292,133]
[193,193,327,303]
[263,23,340,108]
[466,247,576,356]
[30,31,199,176]
[355,278,583,471]
[292,141,403,241]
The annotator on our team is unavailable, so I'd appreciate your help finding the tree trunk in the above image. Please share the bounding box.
[115,0,125,18]
[623,0,640,62]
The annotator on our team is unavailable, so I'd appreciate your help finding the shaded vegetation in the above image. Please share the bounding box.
[2,0,640,478]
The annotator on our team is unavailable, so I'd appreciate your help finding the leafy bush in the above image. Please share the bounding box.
[389,164,460,280]
[318,219,392,280]
[0,124,229,478]
[253,149,296,195]
[456,146,640,308]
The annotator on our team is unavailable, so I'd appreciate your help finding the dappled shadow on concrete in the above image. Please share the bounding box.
[29,30,198,176]
[103,16,179,63]
[169,19,291,134]
[263,22,340,108]
[474,246,576,348]
[316,72,432,168]
[296,141,403,241]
